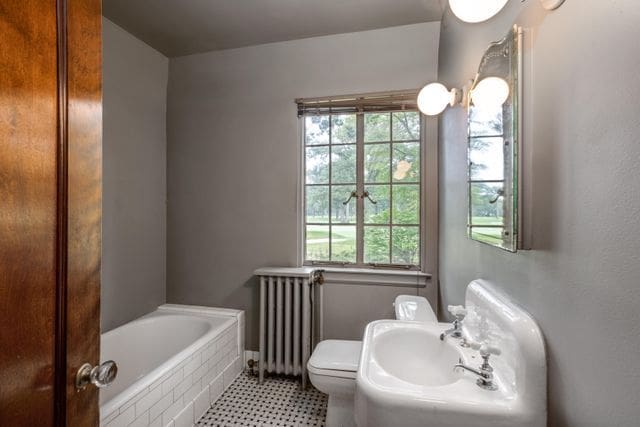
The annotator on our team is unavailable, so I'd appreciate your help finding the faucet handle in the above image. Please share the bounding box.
[447,305,467,319]
[469,341,501,357]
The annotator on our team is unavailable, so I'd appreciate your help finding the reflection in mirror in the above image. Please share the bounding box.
[467,26,521,251]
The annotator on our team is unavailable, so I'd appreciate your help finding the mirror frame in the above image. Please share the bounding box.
[466,25,523,252]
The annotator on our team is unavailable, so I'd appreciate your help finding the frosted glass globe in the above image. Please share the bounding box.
[417,83,452,116]
[449,0,509,23]
[471,77,510,109]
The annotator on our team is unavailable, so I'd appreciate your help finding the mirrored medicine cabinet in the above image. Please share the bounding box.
[467,25,525,252]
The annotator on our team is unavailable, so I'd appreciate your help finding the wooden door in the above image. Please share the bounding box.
[0,0,102,425]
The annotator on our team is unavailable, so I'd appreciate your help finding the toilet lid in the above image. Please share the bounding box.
[308,340,361,375]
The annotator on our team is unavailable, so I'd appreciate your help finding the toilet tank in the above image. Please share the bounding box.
[394,295,437,322]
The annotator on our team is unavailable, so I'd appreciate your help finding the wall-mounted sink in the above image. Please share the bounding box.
[369,322,460,387]
[355,280,546,427]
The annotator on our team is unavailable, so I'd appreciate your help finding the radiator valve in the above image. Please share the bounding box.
[312,269,325,285]
[247,359,257,376]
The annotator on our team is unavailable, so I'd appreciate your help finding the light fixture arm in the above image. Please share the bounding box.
[539,0,565,10]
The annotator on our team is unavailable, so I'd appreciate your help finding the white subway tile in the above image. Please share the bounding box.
[149,369,173,391]
[183,354,201,377]
[162,397,184,426]
[212,350,222,367]
[104,405,135,427]
[201,365,216,386]
[148,414,163,427]
[174,357,190,373]
[148,393,173,421]
[193,386,210,421]
[233,357,243,377]
[128,410,149,427]
[161,369,184,396]
[183,380,201,403]
[222,363,237,389]
[174,374,193,400]
[120,387,151,414]
[192,362,208,382]
[100,408,118,424]
[214,360,225,378]
[202,342,216,361]
[208,375,223,405]
[173,402,194,427]
[135,386,163,416]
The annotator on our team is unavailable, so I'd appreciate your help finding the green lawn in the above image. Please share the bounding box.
[470,216,504,226]
[470,216,504,245]
[306,225,356,262]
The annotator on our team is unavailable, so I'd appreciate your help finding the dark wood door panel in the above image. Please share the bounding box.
[1,0,102,424]
[0,1,59,425]
[65,0,102,424]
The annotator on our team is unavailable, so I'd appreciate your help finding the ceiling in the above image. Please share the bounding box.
[103,0,445,57]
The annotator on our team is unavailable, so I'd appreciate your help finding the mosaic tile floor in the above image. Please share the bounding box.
[196,372,327,426]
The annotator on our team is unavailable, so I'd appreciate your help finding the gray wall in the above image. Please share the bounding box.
[166,23,440,350]
[438,1,640,426]
[102,18,169,332]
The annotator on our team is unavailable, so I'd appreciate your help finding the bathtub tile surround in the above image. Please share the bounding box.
[101,305,245,427]
[197,372,327,426]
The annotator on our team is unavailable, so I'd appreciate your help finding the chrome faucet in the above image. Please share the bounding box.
[440,305,467,341]
[454,342,501,391]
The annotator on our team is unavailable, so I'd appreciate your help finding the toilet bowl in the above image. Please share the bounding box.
[308,340,361,427]
[308,295,436,427]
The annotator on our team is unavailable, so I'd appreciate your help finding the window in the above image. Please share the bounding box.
[303,110,423,268]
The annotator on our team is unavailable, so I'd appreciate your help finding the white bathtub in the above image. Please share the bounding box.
[100,305,245,427]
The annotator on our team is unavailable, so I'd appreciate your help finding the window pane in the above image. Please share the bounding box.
[392,185,419,224]
[364,144,390,183]
[305,146,329,184]
[392,226,419,265]
[470,227,504,246]
[306,185,329,223]
[331,114,356,144]
[331,145,356,184]
[364,113,390,142]
[364,226,390,264]
[470,182,504,226]
[331,185,356,224]
[305,115,330,145]
[364,185,390,224]
[306,225,329,260]
[392,142,420,183]
[469,137,504,181]
[392,112,420,141]
[469,105,503,137]
[331,225,356,263]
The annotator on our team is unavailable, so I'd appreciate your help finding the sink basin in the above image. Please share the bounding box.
[371,324,460,387]
[355,280,547,427]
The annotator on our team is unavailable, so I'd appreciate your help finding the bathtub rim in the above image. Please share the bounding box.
[100,304,242,418]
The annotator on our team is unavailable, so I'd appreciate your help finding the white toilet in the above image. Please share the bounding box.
[308,295,437,427]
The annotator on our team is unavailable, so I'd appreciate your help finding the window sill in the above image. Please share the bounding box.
[318,267,430,287]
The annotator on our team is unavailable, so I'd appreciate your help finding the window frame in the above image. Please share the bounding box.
[300,110,426,270]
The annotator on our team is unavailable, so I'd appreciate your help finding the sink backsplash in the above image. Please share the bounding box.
[461,280,546,404]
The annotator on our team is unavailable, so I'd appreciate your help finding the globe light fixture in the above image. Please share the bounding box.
[470,77,510,109]
[417,83,463,116]
[449,0,565,23]
[448,0,509,23]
